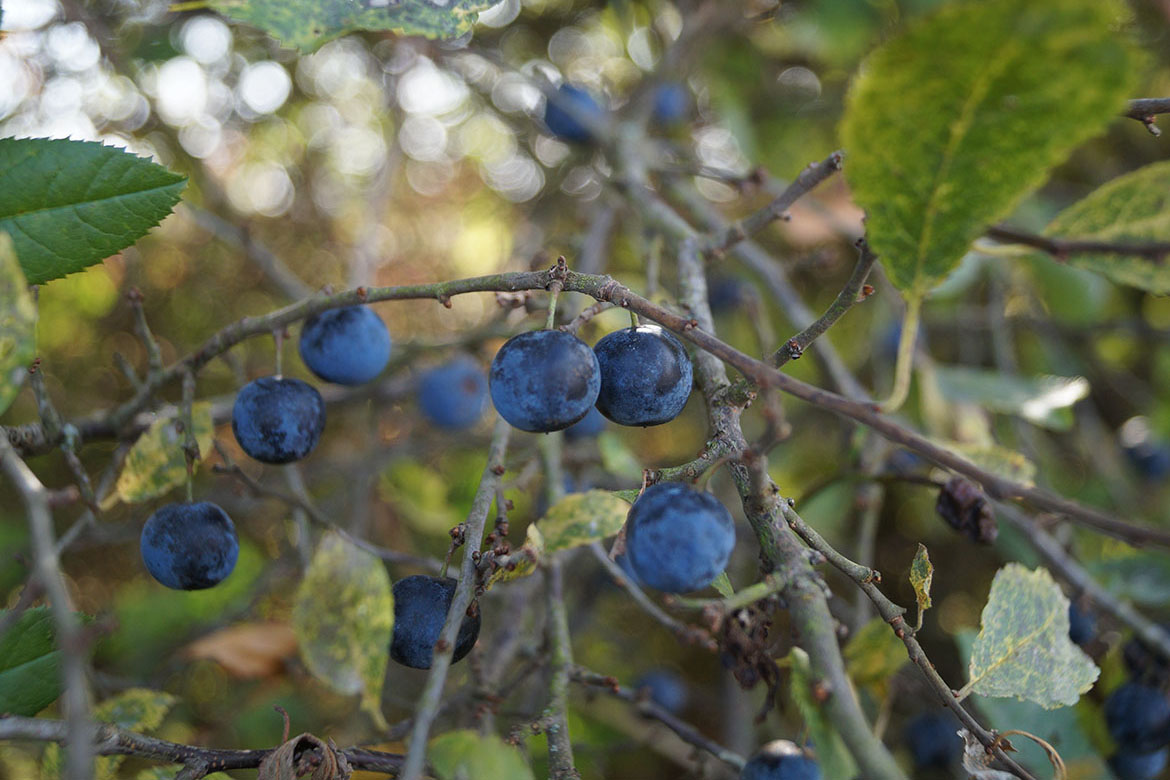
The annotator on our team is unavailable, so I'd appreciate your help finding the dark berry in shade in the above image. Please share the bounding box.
[231,376,326,464]
[707,277,752,314]
[1068,603,1095,646]
[1105,681,1170,753]
[140,502,238,590]
[418,356,488,430]
[390,575,481,670]
[543,83,604,143]
[564,406,606,440]
[633,669,688,714]
[593,325,693,427]
[1124,626,1170,686]
[489,330,601,433]
[299,305,391,386]
[1126,442,1170,481]
[625,482,735,594]
[651,82,690,124]
[1109,747,1170,780]
[904,711,961,769]
[740,741,821,780]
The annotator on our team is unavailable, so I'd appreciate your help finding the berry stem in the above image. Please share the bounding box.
[630,311,639,329]
[272,328,284,378]
[181,370,198,503]
[546,288,560,330]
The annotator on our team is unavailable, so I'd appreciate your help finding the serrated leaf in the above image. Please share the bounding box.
[538,490,629,554]
[483,523,542,592]
[1036,160,1170,294]
[843,618,907,698]
[0,607,63,717]
[0,233,35,416]
[0,139,186,285]
[965,564,1098,708]
[44,688,177,779]
[786,647,859,780]
[429,729,534,780]
[209,0,496,54]
[934,366,1089,431]
[113,403,214,505]
[840,0,1139,297]
[910,543,933,625]
[292,531,393,730]
[598,432,641,478]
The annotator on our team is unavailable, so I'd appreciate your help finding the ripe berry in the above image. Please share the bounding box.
[390,575,481,670]
[593,325,693,427]
[140,502,238,590]
[564,406,606,440]
[489,330,601,433]
[633,669,688,714]
[543,83,604,143]
[299,305,391,386]
[904,711,960,769]
[418,356,488,430]
[1109,747,1169,780]
[651,82,690,124]
[625,482,735,594]
[1105,681,1170,752]
[740,741,821,780]
[1068,603,1095,646]
[232,376,326,464]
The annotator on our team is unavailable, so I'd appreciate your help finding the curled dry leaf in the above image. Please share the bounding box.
[257,733,352,780]
[183,622,298,679]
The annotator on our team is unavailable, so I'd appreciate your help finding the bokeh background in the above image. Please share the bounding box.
[3,0,1170,776]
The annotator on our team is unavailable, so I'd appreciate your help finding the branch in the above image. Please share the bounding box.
[779,504,1037,780]
[570,666,746,772]
[0,437,95,780]
[399,417,511,780]
[771,238,877,367]
[0,715,406,776]
[1124,97,1170,136]
[987,224,1170,262]
[698,152,843,257]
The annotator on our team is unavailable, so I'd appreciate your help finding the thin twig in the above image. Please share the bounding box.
[1124,97,1170,136]
[987,224,1170,262]
[399,417,511,780]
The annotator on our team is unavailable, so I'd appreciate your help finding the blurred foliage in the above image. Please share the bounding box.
[0,0,1168,777]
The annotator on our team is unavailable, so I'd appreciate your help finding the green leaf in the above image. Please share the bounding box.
[598,432,642,479]
[840,0,1139,297]
[964,563,1098,708]
[292,531,393,730]
[1036,160,1170,293]
[710,571,734,599]
[209,0,496,54]
[538,490,629,554]
[786,647,859,780]
[909,543,933,626]
[843,618,907,698]
[0,139,186,285]
[45,688,177,779]
[0,233,36,416]
[0,607,63,717]
[429,729,534,780]
[934,366,1089,431]
[112,403,214,505]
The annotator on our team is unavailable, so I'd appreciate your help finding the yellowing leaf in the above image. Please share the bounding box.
[840,0,1140,297]
[0,233,35,417]
[964,564,1098,708]
[910,543,934,628]
[44,688,176,779]
[598,432,641,478]
[1041,160,1170,294]
[483,524,542,592]
[292,531,393,730]
[539,490,629,553]
[786,648,858,780]
[843,618,907,698]
[429,729,534,780]
[114,403,214,505]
